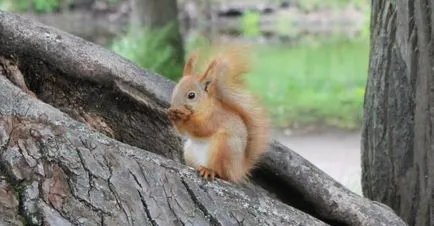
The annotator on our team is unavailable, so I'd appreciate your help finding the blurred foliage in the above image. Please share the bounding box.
[241,10,261,37]
[184,32,211,57]
[0,0,61,13]
[0,0,371,13]
[111,25,183,81]
[0,0,121,12]
[33,0,59,12]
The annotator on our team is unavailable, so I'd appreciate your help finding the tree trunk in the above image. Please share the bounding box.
[0,11,407,226]
[361,1,433,226]
[195,0,216,43]
[130,0,185,68]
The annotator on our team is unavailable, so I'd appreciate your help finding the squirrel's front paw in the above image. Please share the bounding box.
[167,106,192,122]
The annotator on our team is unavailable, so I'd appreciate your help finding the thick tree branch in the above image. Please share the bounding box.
[0,11,407,226]
[0,76,327,225]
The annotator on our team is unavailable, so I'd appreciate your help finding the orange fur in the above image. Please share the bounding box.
[168,43,270,184]
[207,131,229,179]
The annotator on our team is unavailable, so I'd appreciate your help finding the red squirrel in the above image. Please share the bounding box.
[167,44,270,183]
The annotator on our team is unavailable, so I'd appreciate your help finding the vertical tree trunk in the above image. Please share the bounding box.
[362,1,433,226]
[130,0,185,69]
[199,0,216,42]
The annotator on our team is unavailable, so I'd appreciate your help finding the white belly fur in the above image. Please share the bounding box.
[184,138,211,167]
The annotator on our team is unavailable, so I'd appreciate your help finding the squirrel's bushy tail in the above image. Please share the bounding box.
[198,43,271,182]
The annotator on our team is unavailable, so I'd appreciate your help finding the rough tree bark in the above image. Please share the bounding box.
[361,1,433,226]
[0,11,407,226]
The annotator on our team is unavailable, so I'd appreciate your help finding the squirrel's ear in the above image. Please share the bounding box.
[183,51,199,77]
[203,80,212,92]
[199,59,218,82]
[199,59,219,93]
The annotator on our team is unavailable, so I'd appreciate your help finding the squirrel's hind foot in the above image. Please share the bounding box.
[198,166,218,181]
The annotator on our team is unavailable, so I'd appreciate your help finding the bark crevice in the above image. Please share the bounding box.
[180,179,221,226]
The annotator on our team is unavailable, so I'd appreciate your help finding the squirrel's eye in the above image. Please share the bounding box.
[187,92,196,99]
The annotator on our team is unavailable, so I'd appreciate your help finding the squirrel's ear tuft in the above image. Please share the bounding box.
[183,51,200,77]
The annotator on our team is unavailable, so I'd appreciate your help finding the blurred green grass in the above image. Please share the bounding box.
[246,37,369,129]
[117,31,370,129]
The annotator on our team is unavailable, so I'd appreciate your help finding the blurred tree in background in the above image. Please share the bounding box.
[130,0,184,77]
[113,0,184,80]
